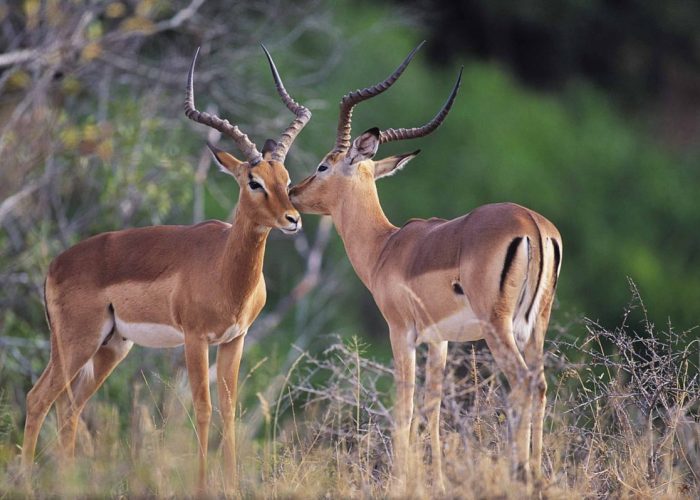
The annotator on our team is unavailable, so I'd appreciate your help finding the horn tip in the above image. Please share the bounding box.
[190,47,201,68]
[188,47,200,77]
[261,44,277,75]
[410,40,426,57]
[260,44,273,61]
[454,67,464,88]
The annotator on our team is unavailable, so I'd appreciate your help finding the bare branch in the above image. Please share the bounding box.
[0,179,44,225]
[154,0,206,32]
[0,48,41,69]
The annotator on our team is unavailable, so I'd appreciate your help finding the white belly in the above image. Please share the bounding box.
[114,314,185,348]
[416,308,485,344]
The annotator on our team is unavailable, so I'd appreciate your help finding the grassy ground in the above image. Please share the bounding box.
[1,298,698,498]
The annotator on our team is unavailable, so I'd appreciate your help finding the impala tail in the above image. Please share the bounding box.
[507,227,561,351]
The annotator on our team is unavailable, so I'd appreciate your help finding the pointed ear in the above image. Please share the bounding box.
[208,142,245,179]
[261,139,278,160]
[348,127,380,165]
[373,150,421,180]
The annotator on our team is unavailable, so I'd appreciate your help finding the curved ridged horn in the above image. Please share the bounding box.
[379,67,463,144]
[260,44,312,162]
[334,41,425,153]
[184,47,263,165]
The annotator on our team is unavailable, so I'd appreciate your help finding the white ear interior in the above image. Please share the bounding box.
[348,131,380,164]
[374,151,419,180]
[395,155,414,170]
[209,150,236,177]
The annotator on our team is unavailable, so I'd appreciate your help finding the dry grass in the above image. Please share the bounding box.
[1,294,698,498]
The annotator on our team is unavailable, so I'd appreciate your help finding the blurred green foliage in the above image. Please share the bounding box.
[403,0,700,107]
[289,3,700,334]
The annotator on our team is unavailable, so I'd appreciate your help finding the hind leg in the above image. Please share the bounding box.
[22,351,97,471]
[523,294,555,481]
[55,334,133,458]
[22,311,111,471]
[484,320,533,480]
[22,361,62,472]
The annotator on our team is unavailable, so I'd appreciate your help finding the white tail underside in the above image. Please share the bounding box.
[513,236,554,351]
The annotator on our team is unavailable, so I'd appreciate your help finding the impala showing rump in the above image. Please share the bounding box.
[289,42,562,490]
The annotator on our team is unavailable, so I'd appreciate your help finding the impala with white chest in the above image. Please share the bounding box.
[22,46,310,493]
[290,43,562,488]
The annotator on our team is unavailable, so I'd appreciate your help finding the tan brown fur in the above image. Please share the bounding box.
[22,44,312,493]
[23,152,300,494]
[291,129,562,490]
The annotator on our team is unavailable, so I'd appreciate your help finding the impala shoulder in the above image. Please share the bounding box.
[190,219,231,232]
[181,219,232,243]
[395,217,448,244]
[472,201,530,217]
[400,216,447,229]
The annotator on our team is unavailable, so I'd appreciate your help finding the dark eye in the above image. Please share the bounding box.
[317,164,328,172]
[248,181,263,190]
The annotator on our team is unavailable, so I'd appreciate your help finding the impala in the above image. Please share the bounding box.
[21,46,310,492]
[290,44,562,488]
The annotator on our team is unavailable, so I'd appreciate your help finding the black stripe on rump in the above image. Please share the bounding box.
[499,236,523,292]
[102,304,116,346]
[525,227,544,322]
[552,239,561,288]
[43,278,52,332]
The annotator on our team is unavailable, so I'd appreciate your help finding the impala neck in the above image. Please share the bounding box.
[221,203,270,299]
[331,180,397,290]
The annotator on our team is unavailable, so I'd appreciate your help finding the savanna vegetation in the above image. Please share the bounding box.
[1,0,698,497]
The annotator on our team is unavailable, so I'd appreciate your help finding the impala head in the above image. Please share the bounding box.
[185,46,310,234]
[290,42,462,215]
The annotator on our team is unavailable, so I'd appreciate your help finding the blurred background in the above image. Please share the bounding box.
[1,0,699,439]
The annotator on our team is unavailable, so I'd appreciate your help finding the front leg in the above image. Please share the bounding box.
[184,335,212,495]
[216,334,245,492]
[425,341,448,492]
[389,326,416,489]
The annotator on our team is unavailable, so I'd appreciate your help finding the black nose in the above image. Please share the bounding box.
[285,214,298,224]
